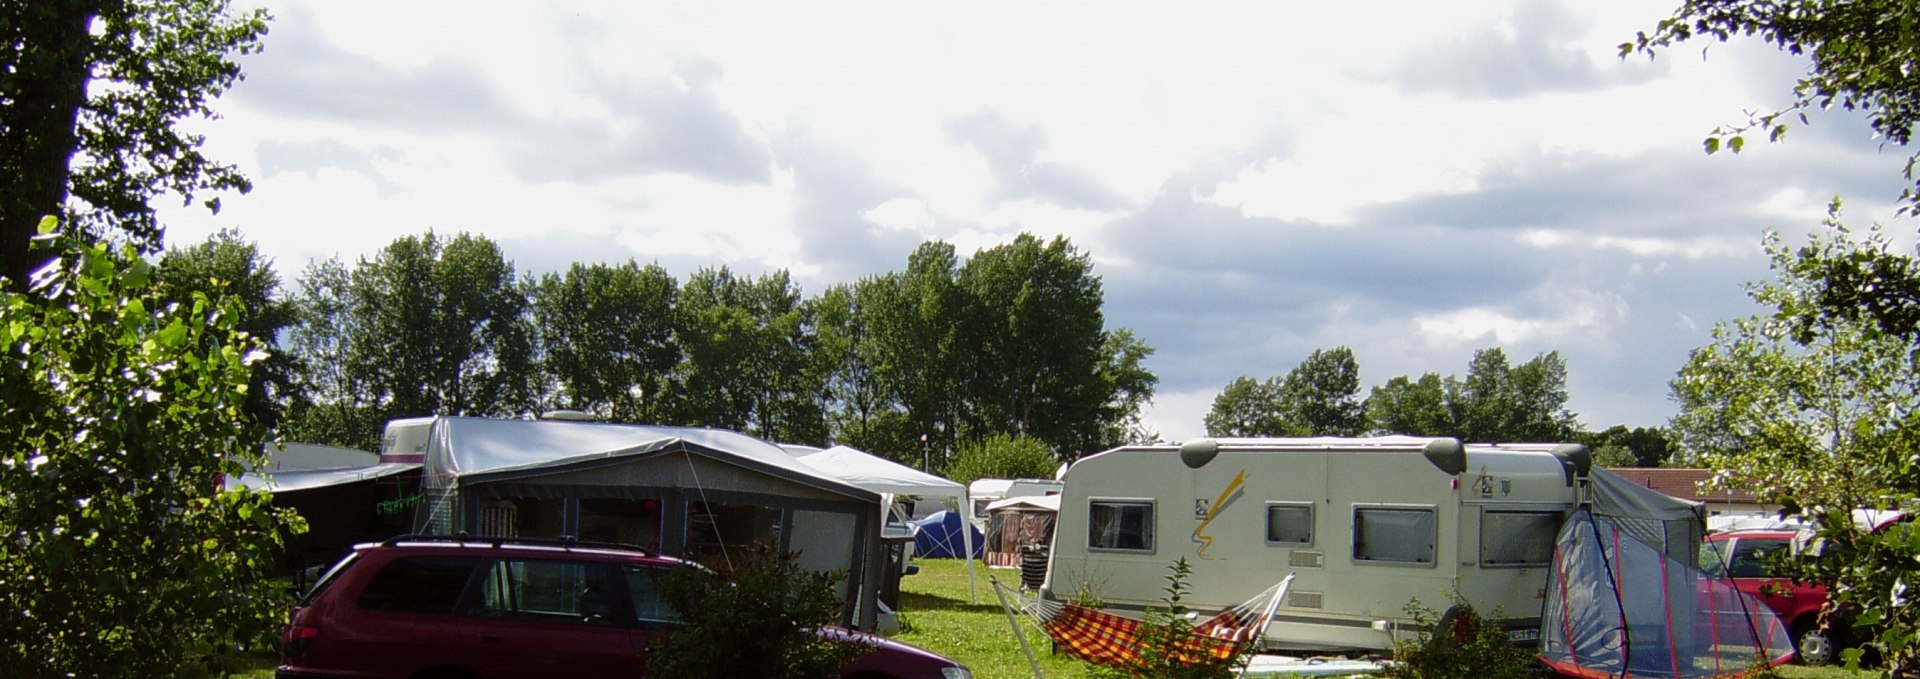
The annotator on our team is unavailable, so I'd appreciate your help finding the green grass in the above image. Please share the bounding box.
[893,558,1103,678]
[187,558,1892,679]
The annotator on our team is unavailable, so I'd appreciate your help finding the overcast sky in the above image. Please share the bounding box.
[160,0,1918,446]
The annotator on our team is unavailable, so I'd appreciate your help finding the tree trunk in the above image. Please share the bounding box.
[1,0,96,288]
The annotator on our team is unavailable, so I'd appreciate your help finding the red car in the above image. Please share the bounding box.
[1700,530,1833,665]
[277,535,971,679]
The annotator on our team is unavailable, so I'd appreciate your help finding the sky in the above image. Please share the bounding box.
[159,0,1919,446]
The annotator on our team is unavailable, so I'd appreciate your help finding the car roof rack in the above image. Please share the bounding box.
[379,533,652,556]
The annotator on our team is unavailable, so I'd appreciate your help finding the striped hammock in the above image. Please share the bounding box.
[1019,574,1294,670]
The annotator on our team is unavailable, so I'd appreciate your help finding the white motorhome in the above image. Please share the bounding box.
[1041,436,1588,652]
[968,478,1063,527]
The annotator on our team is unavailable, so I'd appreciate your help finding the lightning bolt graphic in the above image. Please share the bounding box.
[1193,469,1247,559]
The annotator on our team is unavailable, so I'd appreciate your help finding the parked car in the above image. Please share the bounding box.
[1699,529,1835,665]
[277,535,971,679]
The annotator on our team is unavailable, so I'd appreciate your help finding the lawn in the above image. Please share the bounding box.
[892,558,1105,678]
[191,557,1886,679]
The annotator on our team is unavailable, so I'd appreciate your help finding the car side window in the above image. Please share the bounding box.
[1728,538,1787,578]
[473,558,620,626]
[625,564,683,626]
[357,556,481,615]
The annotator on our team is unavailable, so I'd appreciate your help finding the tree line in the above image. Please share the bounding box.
[161,229,1158,469]
[1204,346,1673,467]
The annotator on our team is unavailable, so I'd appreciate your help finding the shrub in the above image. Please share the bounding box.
[945,433,1056,486]
[1379,597,1542,679]
[650,544,869,678]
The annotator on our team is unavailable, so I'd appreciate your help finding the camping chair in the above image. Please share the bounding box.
[999,573,1294,671]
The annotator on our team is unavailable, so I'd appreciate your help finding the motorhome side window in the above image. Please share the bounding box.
[1265,503,1313,546]
[1352,506,1436,565]
[1479,511,1560,568]
[1088,499,1154,552]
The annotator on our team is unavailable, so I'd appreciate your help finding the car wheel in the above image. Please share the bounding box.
[1796,625,1834,666]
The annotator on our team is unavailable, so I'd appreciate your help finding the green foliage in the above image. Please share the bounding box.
[1367,373,1453,437]
[673,266,825,443]
[280,232,538,448]
[1364,348,1578,441]
[0,223,305,678]
[650,544,868,679]
[945,433,1058,486]
[1,0,267,285]
[1669,204,1920,676]
[1626,0,1920,213]
[1379,598,1542,679]
[1205,347,1367,437]
[155,229,297,430]
[1578,425,1674,468]
[533,260,680,422]
[1091,558,1248,679]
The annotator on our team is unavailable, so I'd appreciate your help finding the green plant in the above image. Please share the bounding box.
[0,221,305,677]
[1380,597,1542,679]
[1090,557,1249,679]
[650,543,869,678]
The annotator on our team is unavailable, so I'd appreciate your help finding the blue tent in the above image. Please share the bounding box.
[911,510,982,559]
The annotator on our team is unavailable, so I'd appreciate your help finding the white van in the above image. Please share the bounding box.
[1041,436,1588,652]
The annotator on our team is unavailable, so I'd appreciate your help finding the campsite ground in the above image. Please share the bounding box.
[187,558,1878,678]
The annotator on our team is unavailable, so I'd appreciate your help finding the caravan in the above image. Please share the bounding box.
[1041,436,1586,652]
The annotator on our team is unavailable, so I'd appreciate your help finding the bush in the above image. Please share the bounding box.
[945,433,1056,486]
[649,544,869,678]
[1380,598,1542,679]
[0,223,304,677]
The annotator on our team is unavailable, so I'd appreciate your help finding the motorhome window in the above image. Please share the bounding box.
[1353,506,1436,565]
[1089,500,1155,552]
[1479,511,1560,567]
[1265,503,1314,546]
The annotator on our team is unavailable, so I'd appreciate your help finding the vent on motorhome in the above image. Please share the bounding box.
[1288,591,1323,609]
[1289,551,1324,568]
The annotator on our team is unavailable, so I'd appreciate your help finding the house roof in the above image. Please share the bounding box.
[1602,468,1761,504]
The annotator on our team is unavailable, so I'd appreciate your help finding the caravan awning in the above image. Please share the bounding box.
[789,445,966,501]
[226,462,420,493]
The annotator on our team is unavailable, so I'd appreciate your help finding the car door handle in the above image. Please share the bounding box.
[481,636,505,644]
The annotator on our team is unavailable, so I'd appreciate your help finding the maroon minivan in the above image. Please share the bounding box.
[277,536,971,679]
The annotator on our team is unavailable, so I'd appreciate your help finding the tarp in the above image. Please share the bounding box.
[790,445,967,499]
[912,510,983,559]
[1541,470,1792,678]
[225,462,420,493]
[422,417,874,502]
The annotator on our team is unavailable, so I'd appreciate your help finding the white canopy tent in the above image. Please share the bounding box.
[788,444,977,602]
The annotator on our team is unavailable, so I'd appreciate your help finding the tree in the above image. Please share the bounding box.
[532,260,679,422]
[279,257,380,450]
[859,244,965,465]
[155,229,295,430]
[345,232,538,422]
[1626,0,1920,212]
[1097,327,1160,446]
[1204,376,1288,437]
[1276,347,1368,436]
[943,433,1058,487]
[1448,348,1578,442]
[1,0,268,286]
[1669,207,1920,674]
[956,234,1114,457]
[673,267,825,443]
[1580,425,1674,468]
[1366,373,1454,437]
[0,221,302,677]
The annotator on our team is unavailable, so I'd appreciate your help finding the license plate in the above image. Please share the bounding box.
[1509,628,1541,642]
